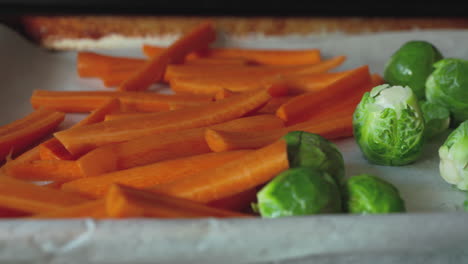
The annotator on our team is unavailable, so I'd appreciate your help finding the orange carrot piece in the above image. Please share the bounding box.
[77,114,284,176]
[0,176,88,214]
[55,88,272,156]
[255,96,294,115]
[205,113,356,152]
[143,44,321,65]
[63,150,252,199]
[4,160,83,182]
[0,207,31,218]
[42,181,65,189]
[213,88,237,101]
[184,57,250,65]
[168,59,346,95]
[0,109,65,162]
[119,22,216,91]
[166,56,345,82]
[31,200,107,219]
[106,184,251,218]
[100,71,135,87]
[150,139,289,203]
[31,90,212,113]
[276,65,371,122]
[39,99,121,161]
[77,52,145,77]
[208,187,258,212]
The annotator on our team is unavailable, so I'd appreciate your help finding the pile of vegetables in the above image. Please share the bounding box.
[0,21,464,219]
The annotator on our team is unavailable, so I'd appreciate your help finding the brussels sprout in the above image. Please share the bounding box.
[384,40,443,99]
[438,120,468,190]
[353,84,425,166]
[255,167,342,218]
[283,131,345,184]
[426,58,468,125]
[343,174,406,214]
[420,100,450,139]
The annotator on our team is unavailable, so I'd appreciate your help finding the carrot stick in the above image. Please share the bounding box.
[213,88,237,101]
[0,175,88,214]
[31,90,212,113]
[39,98,121,161]
[77,52,145,78]
[63,150,252,199]
[165,56,345,82]
[0,109,65,162]
[55,88,272,156]
[184,57,250,65]
[42,181,65,189]
[0,207,31,218]
[100,71,135,87]
[143,44,321,65]
[207,187,258,212]
[31,200,107,219]
[149,139,289,203]
[105,184,251,218]
[4,160,84,182]
[119,22,216,91]
[205,114,355,152]
[77,114,284,176]
[276,65,371,122]
[255,96,294,115]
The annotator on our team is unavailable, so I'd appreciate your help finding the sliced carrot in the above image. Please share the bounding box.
[0,176,87,214]
[31,200,107,219]
[77,114,284,176]
[255,96,294,115]
[166,55,345,82]
[213,88,237,101]
[31,90,212,113]
[207,187,258,212]
[150,139,289,203]
[205,113,355,152]
[42,181,65,189]
[119,22,216,91]
[276,65,371,122]
[143,44,321,65]
[5,160,83,182]
[0,207,31,218]
[63,150,252,199]
[184,57,250,65]
[0,109,65,162]
[40,99,121,161]
[55,88,272,156]
[105,184,251,218]
[77,51,145,78]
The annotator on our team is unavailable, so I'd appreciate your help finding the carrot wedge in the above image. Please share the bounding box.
[5,160,83,182]
[150,139,289,203]
[276,65,371,122]
[77,52,146,78]
[55,88,272,156]
[39,98,121,161]
[0,175,87,214]
[63,150,252,199]
[31,90,212,113]
[31,200,107,219]
[77,114,284,176]
[106,184,251,218]
[143,44,321,65]
[205,114,355,152]
[119,22,216,91]
[0,109,65,161]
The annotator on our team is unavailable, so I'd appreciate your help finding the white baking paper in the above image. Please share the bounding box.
[1,24,468,264]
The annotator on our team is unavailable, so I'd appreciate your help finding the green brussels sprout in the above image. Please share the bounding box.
[255,167,342,218]
[438,120,468,191]
[353,84,425,166]
[343,174,406,214]
[426,58,468,125]
[384,40,443,99]
[283,131,345,184]
[420,100,450,139]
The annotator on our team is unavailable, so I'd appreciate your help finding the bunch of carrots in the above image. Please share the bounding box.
[0,21,383,219]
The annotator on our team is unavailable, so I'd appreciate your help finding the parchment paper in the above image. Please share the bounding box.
[1,24,468,264]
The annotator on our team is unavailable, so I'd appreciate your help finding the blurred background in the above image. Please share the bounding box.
[0,0,467,50]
